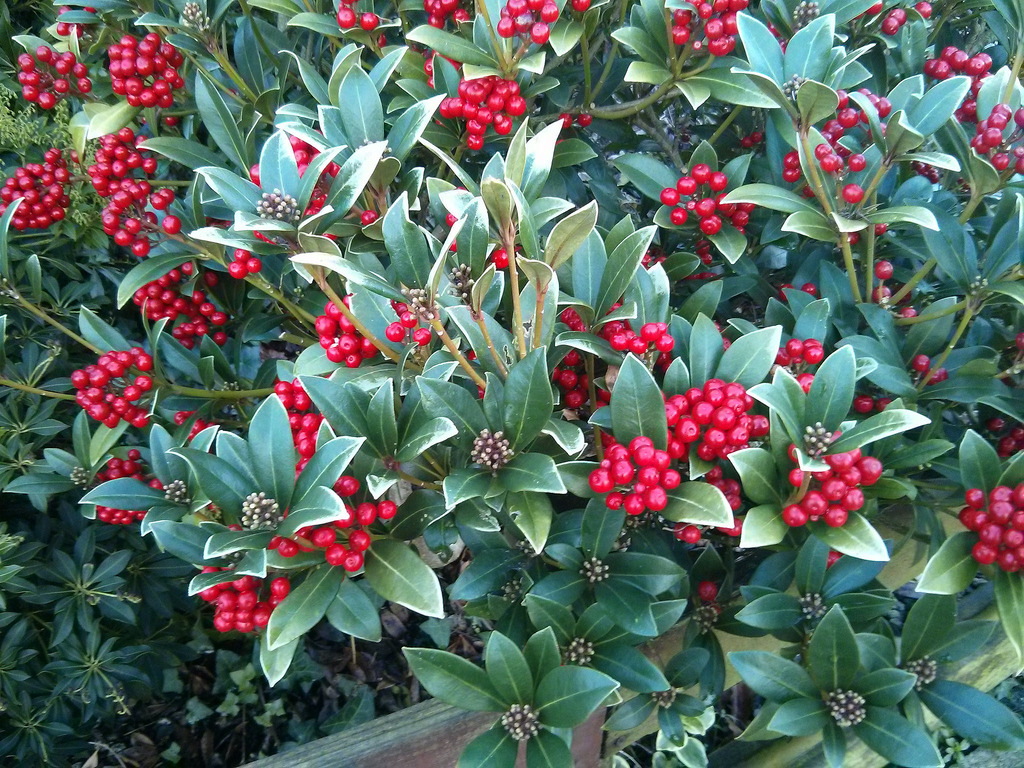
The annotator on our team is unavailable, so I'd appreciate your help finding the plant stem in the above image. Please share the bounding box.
[474,313,508,376]
[475,0,506,69]
[918,302,975,388]
[532,288,546,349]
[890,257,935,304]
[708,105,742,147]
[585,353,603,461]
[0,377,76,400]
[959,191,984,224]
[588,79,679,120]
[169,384,275,399]
[429,319,488,389]
[504,226,528,359]
[895,299,968,325]
[581,32,593,106]
[5,289,103,355]
[839,233,863,304]
[394,467,442,490]
[1004,44,1024,104]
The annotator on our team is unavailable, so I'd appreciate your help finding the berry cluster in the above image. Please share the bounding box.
[93,451,160,524]
[199,572,290,633]
[314,297,380,367]
[422,0,470,27]
[588,436,682,516]
[107,33,185,108]
[659,164,752,234]
[606,322,675,357]
[909,353,948,384]
[174,409,213,440]
[558,112,594,129]
[781,446,883,527]
[337,1,380,31]
[665,379,769,462]
[822,89,892,146]
[438,75,526,150]
[959,484,1024,572]
[227,248,264,278]
[777,282,820,301]
[551,350,604,411]
[853,394,894,414]
[670,0,748,57]
[270,497,397,572]
[879,6,911,35]
[967,103,1024,174]
[989,419,1024,459]
[90,128,180,257]
[71,348,154,428]
[133,263,228,348]
[497,0,559,45]
[739,130,764,149]
[56,5,96,38]
[17,47,91,109]
[775,337,824,370]
[0,149,71,230]
[384,300,434,348]
[924,46,992,86]
[272,379,323,466]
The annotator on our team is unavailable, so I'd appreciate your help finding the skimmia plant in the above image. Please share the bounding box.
[1,0,1024,764]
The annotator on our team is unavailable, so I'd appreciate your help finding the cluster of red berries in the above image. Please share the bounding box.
[660,165,753,234]
[967,104,1024,174]
[853,394,896,414]
[588,436,682,515]
[558,112,594,129]
[879,6,911,35]
[71,348,154,428]
[16,47,91,109]
[249,135,340,218]
[664,379,769,462]
[781,446,883,528]
[93,451,160,524]
[384,300,434,348]
[670,0,747,57]
[924,46,992,85]
[270,497,397,572]
[909,353,948,384]
[911,160,942,183]
[90,128,180,257]
[314,297,379,367]
[227,248,264,278]
[959,484,1024,572]
[438,75,527,150]
[133,264,228,349]
[551,349,604,410]
[0,149,71,230]
[272,379,323,465]
[199,572,289,633]
[987,417,1024,458]
[107,33,185,108]
[821,89,892,147]
[174,409,213,440]
[739,130,764,149]
[56,5,96,38]
[423,0,470,27]
[607,322,675,357]
[497,0,559,45]
[337,1,380,31]
[777,282,820,301]
[775,338,824,370]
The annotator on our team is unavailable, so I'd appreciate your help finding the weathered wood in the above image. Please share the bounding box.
[243,701,605,767]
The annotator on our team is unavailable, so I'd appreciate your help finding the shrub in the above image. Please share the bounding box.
[1,0,1023,765]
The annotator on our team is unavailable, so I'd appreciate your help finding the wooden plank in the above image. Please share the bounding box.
[243,701,605,767]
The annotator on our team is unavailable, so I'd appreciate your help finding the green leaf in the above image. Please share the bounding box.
[502,348,553,449]
[523,594,575,645]
[405,648,506,712]
[901,594,954,660]
[740,504,787,548]
[728,651,819,702]
[499,453,566,494]
[171,448,252,516]
[78,307,131,352]
[919,680,1024,750]
[591,645,669,693]
[83,100,141,140]
[197,166,262,212]
[768,699,830,736]
[864,205,939,230]
[406,26,498,67]
[80,477,165,509]
[248,396,297,511]
[808,606,859,691]
[485,631,533,704]
[728,448,781,505]
[545,201,598,270]
[582,504,625,559]
[396,417,459,463]
[416,378,488,449]
[293,436,364,503]
[783,14,835,82]
[715,326,782,388]
[596,580,658,635]
[534,665,619,727]
[916,532,978,595]
[458,725,517,767]
[994,568,1024,672]
[661,482,733,527]
[595,226,656,316]
[721,184,818,214]
[854,668,916,707]
[611,354,669,450]
[959,429,1001,496]
[326,579,382,641]
[736,593,803,630]
[337,66,384,145]
[612,154,678,202]
[736,14,784,84]
[526,729,574,767]
[810,513,889,562]
[806,346,856,433]
[523,626,562,681]
[782,210,836,241]
[194,73,249,171]
[507,491,553,554]
[364,539,444,617]
[909,76,971,135]
[852,708,942,768]
[797,80,840,125]
[828,408,930,453]
[266,565,345,649]
[389,95,444,164]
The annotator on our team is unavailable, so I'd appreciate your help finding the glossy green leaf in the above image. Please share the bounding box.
[808,606,859,691]
[534,665,619,727]
[486,631,533,704]
[852,707,942,768]
[266,564,345,649]
[405,648,506,711]
[916,532,978,595]
[729,651,819,702]
[611,354,669,450]
[364,539,444,617]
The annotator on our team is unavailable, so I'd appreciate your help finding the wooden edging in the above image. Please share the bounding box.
[247,509,1005,768]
